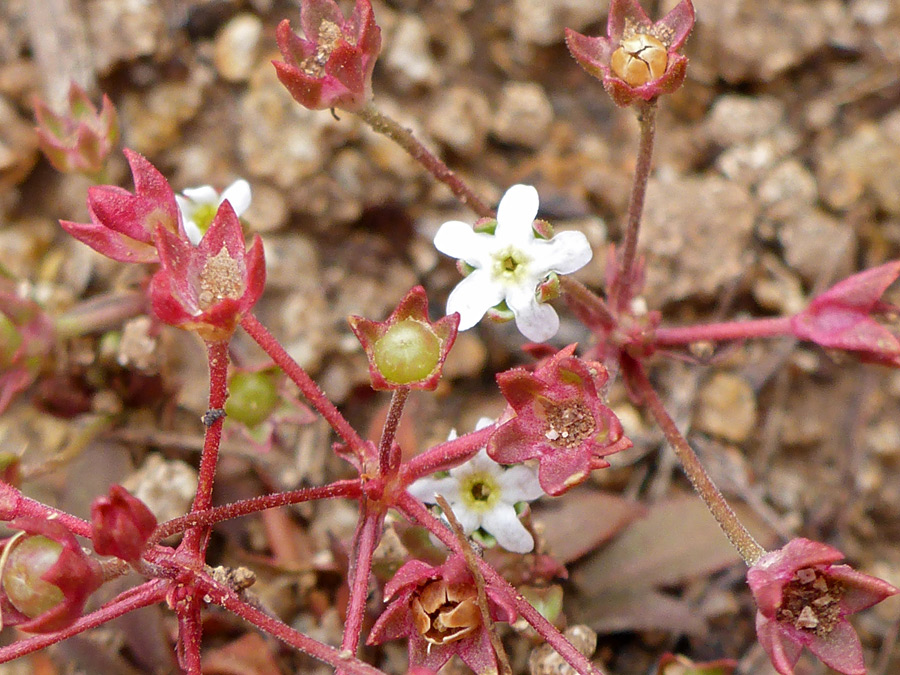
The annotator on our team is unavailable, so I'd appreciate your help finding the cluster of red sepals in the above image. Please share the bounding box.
[1,0,898,674]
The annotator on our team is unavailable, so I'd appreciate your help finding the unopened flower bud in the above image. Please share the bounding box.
[91,485,157,563]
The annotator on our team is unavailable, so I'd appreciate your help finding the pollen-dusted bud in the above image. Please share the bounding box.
[349,286,458,391]
[0,517,103,633]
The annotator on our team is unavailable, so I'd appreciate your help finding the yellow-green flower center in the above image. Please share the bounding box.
[190,203,218,237]
[491,246,531,285]
[459,472,501,512]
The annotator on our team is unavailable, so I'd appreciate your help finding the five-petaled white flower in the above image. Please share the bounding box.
[434,184,592,342]
[408,418,544,553]
[176,179,252,245]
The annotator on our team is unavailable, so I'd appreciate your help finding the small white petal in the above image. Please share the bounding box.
[446,270,505,331]
[434,220,495,267]
[449,505,480,535]
[495,185,539,246]
[506,284,560,342]
[453,449,500,478]
[497,465,544,502]
[221,179,252,216]
[474,417,496,431]
[481,505,534,553]
[181,185,219,204]
[184,220,204,246]
[530,231,593,276]
[407,476,457,504]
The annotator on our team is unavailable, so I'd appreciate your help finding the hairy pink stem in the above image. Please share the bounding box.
[378,387,409,477]
[176,597,203,674]
[181,340,229,561]
[559,276,616,332]
[399,425,495,485]
[198,573,386,675]
[397,492,607,675]
[652,316,794,347]
[0,580,166,663]
[0,482,91,537]
[613,100,657,313]
[338,506,384,672]
[623,356,766,565]
[241,314,367,456]
[355,103,494,218]
[151,480,362,542]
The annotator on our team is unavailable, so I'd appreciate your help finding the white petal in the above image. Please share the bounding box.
[481,504,534,553]
[221,179,252,216]
[530,231,593,276]
[434,220,494,267]
[407,476,458,504]
[474,417,495,431]
[495,184,539,246]
[184,220,204,246]
[447,505,480,535]
[446,270,505,331]
[181,185,219,205]
[497,465,544,502]
[506,284,560,342]
[453,448,501,478]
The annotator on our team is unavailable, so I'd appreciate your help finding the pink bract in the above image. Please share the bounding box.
[60,149,183,263]
[368,555,516,674]
[488,344,632,496]
[273,0,381,112]
[565,0,695,107]
[149,201,265,343]
[747,538,899,675]
[790,260,900,367]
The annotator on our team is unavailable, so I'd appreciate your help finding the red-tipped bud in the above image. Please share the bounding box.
[565,0,695,107]
[91,485,157,563]
[349,286,458,391]
[60,149,183,263]
[1,518,103,633]
[149,201,265,342]
[273,0,381,112]
[34,82,119,176]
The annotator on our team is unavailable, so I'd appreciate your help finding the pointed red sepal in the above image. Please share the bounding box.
[565,0,695,107]
[489,345,631,496]
[790,261,900,367]
[349,286,459,391]
[273,0,381,112]
[747,538,899,675]
[150,201,265,342]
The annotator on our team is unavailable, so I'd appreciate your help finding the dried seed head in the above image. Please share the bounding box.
[538,399,597,450]
[610,34,668,86]
[198,247,244,311]
[775,567,843,637]
[410,579,481,645]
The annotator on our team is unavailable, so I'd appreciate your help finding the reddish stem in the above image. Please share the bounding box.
[0,482,91,538]
[399,424,495,486]
[151,479,362,542]
[355,103,493,218]
[0,580,166,663]
[176,597,203,674]
[241,314,367,456]
[560,276,616,332]
[397,492,606,675]
[613,101,657,313]
[198,573,385,675]
[181,340,229,561]
[378,387,409,477]
[652,316,794,347]
[622,356,766,565]
[338,505,384,671]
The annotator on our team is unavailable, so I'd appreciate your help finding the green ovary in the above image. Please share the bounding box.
[225,371,280,428]
[459,473,501,512]
[373,319,441,385]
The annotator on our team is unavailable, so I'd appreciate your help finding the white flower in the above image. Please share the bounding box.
[434,184,592,342]
[408,418,544,553]
[176,179,252,245]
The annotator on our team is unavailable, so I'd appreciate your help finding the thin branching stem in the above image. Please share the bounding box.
[355,103,494,218]
[623,356,766,565]
[652,316,795,347]
[378,387,409,477]
[614,100,657,313]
